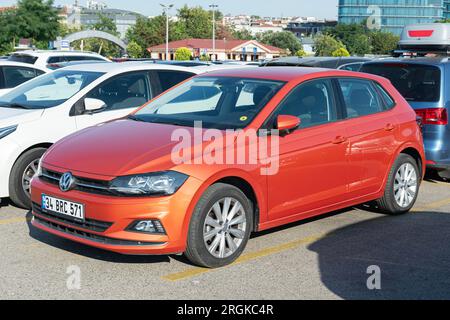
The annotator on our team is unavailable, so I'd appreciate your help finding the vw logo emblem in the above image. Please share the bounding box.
[59,172,75,192]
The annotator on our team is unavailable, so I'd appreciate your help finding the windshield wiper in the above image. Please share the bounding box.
[127,114,145,122]
[0,103,31,110]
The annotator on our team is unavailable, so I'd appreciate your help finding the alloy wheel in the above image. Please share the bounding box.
[203,197,247,259]
[394,163,418,208]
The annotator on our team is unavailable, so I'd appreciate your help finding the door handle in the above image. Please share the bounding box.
[332,136,347,144]
[385,123,395,131]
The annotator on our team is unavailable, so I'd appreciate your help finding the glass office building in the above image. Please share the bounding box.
[338,0,445,35]
[445,0,450,18]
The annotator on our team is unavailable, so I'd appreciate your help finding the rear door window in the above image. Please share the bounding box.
[85,71,150,111]
[360,63,441,102]
[3,66,40,88]
[338,78,384,118]
[8,54,38,64]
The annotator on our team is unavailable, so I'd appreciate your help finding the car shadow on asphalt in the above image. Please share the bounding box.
[0,198,12,208]
[307,211,450,299]
[25,212,171,264]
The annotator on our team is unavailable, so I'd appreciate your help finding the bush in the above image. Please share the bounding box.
[332,47,350,57]
[175,47,192,61]
[127,41,143,58]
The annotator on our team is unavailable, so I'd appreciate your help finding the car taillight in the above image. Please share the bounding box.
[415,108,448,125]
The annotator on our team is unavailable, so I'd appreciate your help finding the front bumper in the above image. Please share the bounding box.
[30,173,203,255]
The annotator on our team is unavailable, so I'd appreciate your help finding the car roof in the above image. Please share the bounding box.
[363,57,450,66]
[196,66,382,82]
[59,61,206,74]
[264,56,371,67]
[11,50,104,57]
[0,60,47,70]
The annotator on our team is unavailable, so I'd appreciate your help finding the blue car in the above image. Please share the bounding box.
[361,58,449,178]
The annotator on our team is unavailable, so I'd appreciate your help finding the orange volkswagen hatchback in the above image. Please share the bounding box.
[31,68,425,268]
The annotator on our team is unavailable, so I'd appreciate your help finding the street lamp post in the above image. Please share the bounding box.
[160,3,173,61]
[209,4,218,61]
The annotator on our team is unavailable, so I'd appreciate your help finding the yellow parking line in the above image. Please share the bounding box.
[163,234,325,281]
[0,217,28,225]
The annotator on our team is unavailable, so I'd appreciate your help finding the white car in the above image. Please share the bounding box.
[0,62,204,208]
[8,50,110,71]
[0,61,47,96]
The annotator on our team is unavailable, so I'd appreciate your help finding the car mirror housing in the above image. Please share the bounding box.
[84,98,106,113]
[276,115,301,135]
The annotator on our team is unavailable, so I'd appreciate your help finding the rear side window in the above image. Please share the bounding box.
[3,66,39,88]
[47,56,65,64]
[360,63,441,102]
[338,78,384,118]
[155,70,195,93]
[8,54,38,65]
[374,83,395,110]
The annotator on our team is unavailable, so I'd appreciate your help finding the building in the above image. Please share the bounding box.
[147,39,283,61]
[338,0,445,35]
[445,0,450,18]
[66,2,142,39]
[285,20,338,39]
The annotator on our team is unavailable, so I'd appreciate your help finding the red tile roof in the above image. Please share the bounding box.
[148,38,281,53]
[0,6,15,12]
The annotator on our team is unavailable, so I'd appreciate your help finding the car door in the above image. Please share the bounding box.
[73,71,152,129]
[266,78,349,221]
[336,77,398,198]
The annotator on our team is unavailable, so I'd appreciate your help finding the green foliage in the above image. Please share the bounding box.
[232,29,254,40]
[256,31,302,54]
[199,54,210,61]
[332,47,350,57]
[0,0,60,53]
[175,47,192,60]
[295,48,307,57]
[369,31,400,55]
[325,23,371,55]
[314,34,347,57]
[127,40,144,58]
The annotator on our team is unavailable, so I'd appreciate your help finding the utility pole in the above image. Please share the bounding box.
[160,3,174,61]
[209,4,218,61]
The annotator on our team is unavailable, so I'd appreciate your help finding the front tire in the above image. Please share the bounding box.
[184,183,253,268]
[377,154,420,215]
[9,148,46,209]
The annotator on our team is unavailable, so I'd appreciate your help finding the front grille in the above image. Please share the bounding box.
[32,202,113,233]
[40,168,114,196]
[33,216,166,247]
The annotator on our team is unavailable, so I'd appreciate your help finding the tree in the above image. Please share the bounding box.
[232,28,253,40]
[177,5,213,39]
[0,0,60,51]
[175,47,192,60]
[314,34,347,56]
[257,31,302,54]
[370,30,400,55]
[332,47,350,57]
[127,41,144,58]
[326,23,371,55]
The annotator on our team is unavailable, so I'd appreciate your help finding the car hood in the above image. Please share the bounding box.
[0,107,44,128]
[44,119,212,177]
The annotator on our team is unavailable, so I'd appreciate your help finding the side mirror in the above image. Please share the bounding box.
[84,98,106,114]
[276,115,300,135]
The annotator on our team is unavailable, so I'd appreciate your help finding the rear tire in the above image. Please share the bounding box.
[377,154,420,215]
[9,148,46,209]
[184,183,253,268]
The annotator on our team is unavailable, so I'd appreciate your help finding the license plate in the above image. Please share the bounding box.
[41,194,84,221]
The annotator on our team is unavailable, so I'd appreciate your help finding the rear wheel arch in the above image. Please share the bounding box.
[399,147,423,175]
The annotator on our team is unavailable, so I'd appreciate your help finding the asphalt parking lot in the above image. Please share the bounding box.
[1,173,450,300]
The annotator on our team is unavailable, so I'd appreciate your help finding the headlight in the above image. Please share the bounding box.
[0,125,18,140]
[110,171,188,196]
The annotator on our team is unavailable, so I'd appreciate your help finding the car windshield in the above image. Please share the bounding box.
[131,77,285,130]
[360,63,441,102]
[0,70,104,109]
